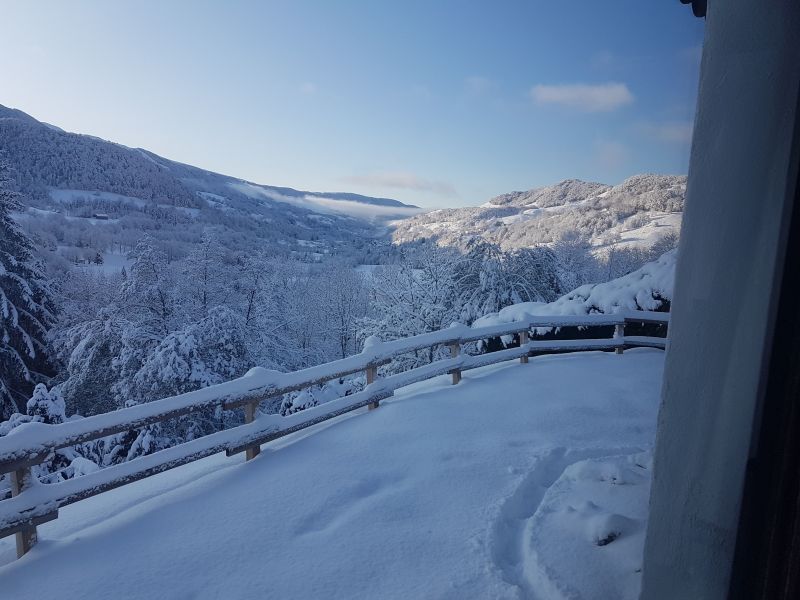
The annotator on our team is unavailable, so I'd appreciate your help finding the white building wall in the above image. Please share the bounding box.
[640,2,800,598]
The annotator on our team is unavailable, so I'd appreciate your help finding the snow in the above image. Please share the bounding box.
[49,189,148,208]
[0,349,664,599]
[354,264,379,280]
[89,251,131,274]
[473,250,675,336]
[20,207,58,218]
[136,149,170,170]
[197,191,236,213]
[169,205,200,218]
[522,452,652,600]
[608,212,682,251]
[14,207,121,226]
[60,249,132,274]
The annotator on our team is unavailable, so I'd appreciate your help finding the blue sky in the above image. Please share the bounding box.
[0,1,704,207]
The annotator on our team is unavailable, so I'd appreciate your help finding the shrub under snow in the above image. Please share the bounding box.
[473,249,676,332]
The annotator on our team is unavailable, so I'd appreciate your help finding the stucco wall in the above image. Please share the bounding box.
[640,2,800,598]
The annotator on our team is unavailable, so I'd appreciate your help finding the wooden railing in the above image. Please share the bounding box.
[0,310,669,559]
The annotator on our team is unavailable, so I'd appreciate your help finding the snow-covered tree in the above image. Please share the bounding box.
[599,239,653,281]
[649,231,679,259]
[279,377,362,416]
[0,384,66,439]
[504,246,564,303]
[120,235,178,337]
[236,256,317,370]
[0,160,57,417]
[52,311,128,416]
[129,306,250,444]
[319,266,368,359]
[552,232,601,290]
[54,268,120,328]
[360,244,460,371]
[26,381,66,424]
[132,305,250,402]
[181,229,228,320]
[453,242,565,325]
[0,384,95,490]
[235,251,271,328]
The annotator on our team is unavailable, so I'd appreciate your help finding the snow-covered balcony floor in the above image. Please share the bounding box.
[0,349,664,600]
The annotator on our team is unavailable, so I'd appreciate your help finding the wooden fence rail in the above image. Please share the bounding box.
[0,310,669,558]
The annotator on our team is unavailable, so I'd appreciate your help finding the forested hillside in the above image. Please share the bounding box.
[392,174,684,254]
[0,104,421,269]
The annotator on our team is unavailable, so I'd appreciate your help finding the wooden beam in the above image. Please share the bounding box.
[244,402,260,461]
[10,467,39,558]
[227,389,394,456]
[449,342,462,384]
[623,313,670,325]
[366,366,379,409]
[615,324,625,354]
[519,331,529,364]
[0,510,58,543]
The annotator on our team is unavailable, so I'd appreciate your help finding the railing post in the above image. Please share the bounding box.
[10,467,38,557]
[244,401,261,461]
[520,330,529,364]
[615,322,625,354]
[366,365,380,409]
[449,342,462,384]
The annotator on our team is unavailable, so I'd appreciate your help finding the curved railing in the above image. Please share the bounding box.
[0,310,669,558]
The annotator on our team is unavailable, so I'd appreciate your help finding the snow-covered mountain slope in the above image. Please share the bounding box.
[0,350,664,600]
[391,175,685,252]
[0,104,419,221]
[0,104,424,264]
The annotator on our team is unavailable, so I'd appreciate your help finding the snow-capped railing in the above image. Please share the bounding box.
[0,310,668,558]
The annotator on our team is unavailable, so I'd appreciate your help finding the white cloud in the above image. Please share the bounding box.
[530,82,634,112]
[342,171,457,197]
[228,182,425,220]
[638,121,694,143]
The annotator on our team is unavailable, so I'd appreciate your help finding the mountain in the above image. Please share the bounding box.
[0,104,422,268]
[1,103,684,273]
[391,174,685,253]
[0,104,419,217]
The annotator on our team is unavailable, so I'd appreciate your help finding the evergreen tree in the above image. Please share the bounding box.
[26,382,66,424]
[132,305,250,402]
[0,385,86,486]
[52,310,127,416]
[0,160,57,417]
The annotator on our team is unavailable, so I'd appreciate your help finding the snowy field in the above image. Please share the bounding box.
[0,349,664,600]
